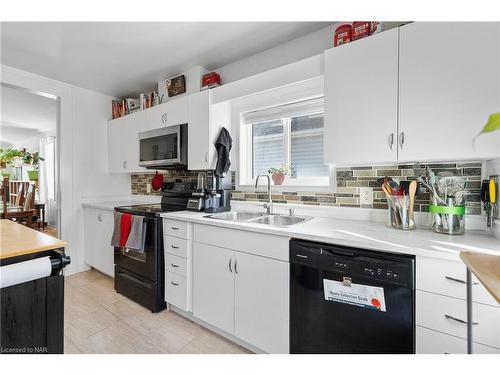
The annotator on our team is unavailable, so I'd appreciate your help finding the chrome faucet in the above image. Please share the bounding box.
[255,174,273,214]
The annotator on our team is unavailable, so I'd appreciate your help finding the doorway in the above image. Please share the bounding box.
[0,82,61,238]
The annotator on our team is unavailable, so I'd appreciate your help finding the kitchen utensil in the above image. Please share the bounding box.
[489,178,496,228]
[408,181,417,226]
[481,179,491,228]
[386,195,414,230]
[388,180,400,195]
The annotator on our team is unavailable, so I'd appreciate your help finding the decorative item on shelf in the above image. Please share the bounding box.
[267,164,294,186]
[201,72,221,90]
[334,24,352,47]
[166,74,186,97]
[352,21,371,41]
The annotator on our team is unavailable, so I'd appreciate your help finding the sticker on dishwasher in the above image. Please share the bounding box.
[323,279,386,312]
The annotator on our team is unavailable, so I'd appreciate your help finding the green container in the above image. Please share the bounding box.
[27,170,39,181]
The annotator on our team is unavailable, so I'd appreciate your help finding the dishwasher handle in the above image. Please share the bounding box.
[321,247,356,257]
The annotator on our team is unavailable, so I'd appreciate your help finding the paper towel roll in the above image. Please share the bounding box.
[0,256,52,289]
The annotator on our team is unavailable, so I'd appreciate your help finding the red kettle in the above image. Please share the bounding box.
[151,171,164,191]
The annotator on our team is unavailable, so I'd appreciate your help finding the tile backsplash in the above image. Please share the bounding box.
[131,161,483,215]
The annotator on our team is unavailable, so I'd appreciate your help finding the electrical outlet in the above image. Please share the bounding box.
[359,187,373,206]
[146,183,151,194]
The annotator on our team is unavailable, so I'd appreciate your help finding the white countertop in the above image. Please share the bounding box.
[81,200,152,211]
[160,210,500,261]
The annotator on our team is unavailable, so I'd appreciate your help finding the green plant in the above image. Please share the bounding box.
[473,112,500,144]
[0,148,24,165]
[20,149,44,170]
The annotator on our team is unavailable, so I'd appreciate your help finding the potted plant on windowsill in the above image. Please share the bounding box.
[267,164,294,186]
[0,148,24,169]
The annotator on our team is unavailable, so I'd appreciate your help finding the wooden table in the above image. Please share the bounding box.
[459,251,500,354]
[0,219,66,260]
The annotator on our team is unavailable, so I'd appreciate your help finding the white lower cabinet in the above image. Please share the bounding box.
[233,251,289,354]
[193,236,289,353]
[193,242,235,334]
[83,207,114,277]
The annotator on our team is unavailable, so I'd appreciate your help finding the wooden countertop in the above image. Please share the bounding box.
[0,219,67,260]
[460,251,500,304]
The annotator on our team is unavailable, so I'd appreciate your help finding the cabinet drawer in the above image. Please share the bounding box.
[193,224,289,262]
[166,254,189,277]
[416,256,497,306]
[416,290,500,348]
[417,326,500,354]
[165,272,190,312]
[163,219,189,239]
[164,235,190,258]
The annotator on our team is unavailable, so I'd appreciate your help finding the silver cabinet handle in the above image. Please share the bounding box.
[161,113,168,124]
[204,152,208,163]
[228,258,233,273]
[399,131,405,149]
[444,314,478,325]
[170,281,179,286]
[388,133,394,150]
[445,276,478,285]
[171,226,179,230]
[234,260,238,274]
[170,263,179,268]
[97,213,103,222]
[123,160,128,169]
[171,245,179,249]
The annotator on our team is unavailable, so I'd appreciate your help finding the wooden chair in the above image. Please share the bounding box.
[14,182,25,207]
[1,177,8,219]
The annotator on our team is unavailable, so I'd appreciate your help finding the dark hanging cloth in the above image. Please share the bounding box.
[214,127,232,177]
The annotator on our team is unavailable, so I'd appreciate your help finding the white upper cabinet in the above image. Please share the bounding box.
[324,27,399,165]
[188,90,231,170]
[147,96,188,131]
[398,22,500,162]
[108,111,148,173]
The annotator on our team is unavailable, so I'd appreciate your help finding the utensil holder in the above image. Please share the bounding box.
[386,196,415,230]
[429,200,465,235]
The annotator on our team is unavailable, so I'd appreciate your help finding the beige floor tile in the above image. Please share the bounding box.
[74,320,170,354]
[65,307,119,342]
[103,298,148,320]
[66,269,106,288]
[64,335,82,354]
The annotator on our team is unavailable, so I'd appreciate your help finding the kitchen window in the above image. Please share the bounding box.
[240,97,330,187]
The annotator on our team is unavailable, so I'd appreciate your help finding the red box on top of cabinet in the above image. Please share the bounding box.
[333,24,352,47]
[201,72,221,90]
[352,21,370,41]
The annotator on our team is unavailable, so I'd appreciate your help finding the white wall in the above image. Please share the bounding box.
[1,65,130,275]
[215,24,338,84]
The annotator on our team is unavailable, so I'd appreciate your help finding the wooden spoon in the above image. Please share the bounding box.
[408,180,417,225]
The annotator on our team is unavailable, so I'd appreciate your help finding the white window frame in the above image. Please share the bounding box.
[240,101,331,189]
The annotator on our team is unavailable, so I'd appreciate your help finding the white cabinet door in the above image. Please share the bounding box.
[147,96,188,131]
[399,22,500,161]
[324,27,399,165]
[188,90,211,170]
[234,251,289,353]
[108,113,148,173]
[84,208,114,277]
[193,242,235,334]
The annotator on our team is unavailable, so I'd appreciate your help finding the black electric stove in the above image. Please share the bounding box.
[114,181,195,312]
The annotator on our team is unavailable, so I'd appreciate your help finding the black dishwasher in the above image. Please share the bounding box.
[290,239,415,354]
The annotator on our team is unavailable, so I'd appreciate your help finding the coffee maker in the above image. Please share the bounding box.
[187,171,207,212]
[204,170,231,213]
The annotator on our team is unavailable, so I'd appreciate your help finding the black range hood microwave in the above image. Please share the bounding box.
[139,124,187,169]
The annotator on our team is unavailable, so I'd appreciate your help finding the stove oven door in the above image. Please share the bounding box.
[114,216,159,281]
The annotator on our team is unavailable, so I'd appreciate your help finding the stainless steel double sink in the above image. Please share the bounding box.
[204,211,309,227]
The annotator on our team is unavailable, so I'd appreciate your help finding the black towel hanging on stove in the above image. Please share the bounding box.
[214,127,232,177]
